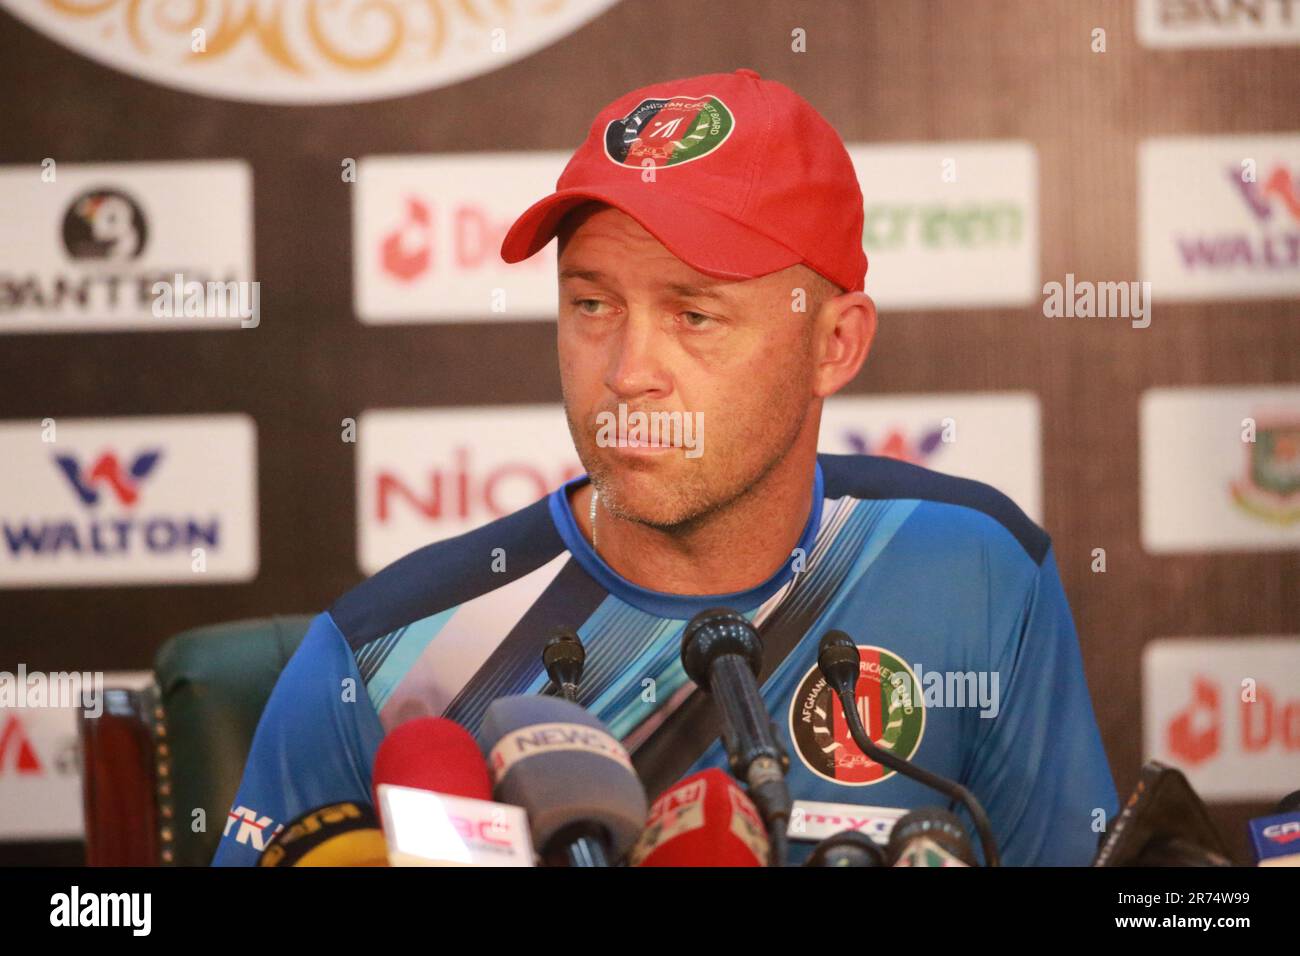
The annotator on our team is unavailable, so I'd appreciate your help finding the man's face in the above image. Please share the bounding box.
[556,204,828,530]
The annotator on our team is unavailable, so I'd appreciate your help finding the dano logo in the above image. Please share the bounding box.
[789,645,925,786]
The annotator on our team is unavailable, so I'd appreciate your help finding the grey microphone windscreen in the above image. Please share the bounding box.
[479,695,648,859]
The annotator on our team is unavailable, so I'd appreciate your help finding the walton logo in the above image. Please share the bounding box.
[1233,165,1300,224]
[1167,676,1220,766]
[54,450,162,507]
[842,426,945,466]
[1178,164,1300,271]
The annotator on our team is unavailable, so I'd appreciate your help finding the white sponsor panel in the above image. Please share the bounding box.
[378,784,534,867]
[0,161,254,333]
[0,415,259,587]
[1140,386,1300,553]
[0,0,620,104]
[354,152,568,324]
[357,406,582,574]
[849,141,1039,310]
[1143,638,1300,801]
[788,799,907,845]
[0,670,151,841]
[1138,0,1300,48]
[1139,134,1300,302]
[820,392,1042,522]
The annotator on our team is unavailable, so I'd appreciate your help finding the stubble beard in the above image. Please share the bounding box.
[562,353,815,536]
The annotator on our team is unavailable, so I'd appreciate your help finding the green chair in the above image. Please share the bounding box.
[79,615,312,866]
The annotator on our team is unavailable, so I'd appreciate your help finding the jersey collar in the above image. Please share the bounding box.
[547,460,825,619]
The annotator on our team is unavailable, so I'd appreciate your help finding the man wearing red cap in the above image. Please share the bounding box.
[216,69,1117,867]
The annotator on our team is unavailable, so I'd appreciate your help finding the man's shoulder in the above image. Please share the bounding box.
[818,452,1050,568]
[327,495,569,651]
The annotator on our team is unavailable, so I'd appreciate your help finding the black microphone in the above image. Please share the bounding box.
[805,830,887,867]
[542,626,586,703]
[681,607,792,867]
[1093,761,1236,867]
[817,629,1001,867]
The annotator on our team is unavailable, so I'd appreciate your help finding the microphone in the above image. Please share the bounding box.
[1092,761,1236,866]
[371,716,493,807]
[258,801,388,867]
[542,626,586,703]
[817,629,1001,867]
[370,717,534,866]
[805,830,887,867]
[1247,790,1300,867]
[628,768,769,867]
[680,607,792,866]
[886,808,977,867]
[479,694,648,866]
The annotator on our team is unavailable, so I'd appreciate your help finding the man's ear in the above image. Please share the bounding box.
[814,291,877,398]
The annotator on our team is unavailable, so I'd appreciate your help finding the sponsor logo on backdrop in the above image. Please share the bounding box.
[789,645,926,786]
[357,406,583,574]
[840,425,945,466]
[1140,386,1300,552]
[1138,0,1300,47]
[354,153,567,324]
[0,0,620,104]
[0,416,258,587]
[821,393,1042,522]
[381,198,434,283]
[604,96,734,168]
[849,141,1038,310]
[1230,414,1300,524]
[0,712,80,840]
[62,189,148,260]
[1140,135,1300,302]
[1144,638,1300,800]
[0,671,149,840]
[0,161,253,333]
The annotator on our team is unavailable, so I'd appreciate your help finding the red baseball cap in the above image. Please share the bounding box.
[500,67,868,293]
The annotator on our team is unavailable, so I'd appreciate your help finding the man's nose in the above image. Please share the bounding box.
[606,312,671,400]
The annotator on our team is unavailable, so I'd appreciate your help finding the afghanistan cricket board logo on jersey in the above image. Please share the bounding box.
[789,645,925,786]
[604,95,734,169]
[1230,415,1300,525]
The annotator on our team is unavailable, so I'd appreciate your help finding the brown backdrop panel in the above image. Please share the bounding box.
[1,0,1297,863]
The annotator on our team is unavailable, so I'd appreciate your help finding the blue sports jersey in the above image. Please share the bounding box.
[212,454,1118,866]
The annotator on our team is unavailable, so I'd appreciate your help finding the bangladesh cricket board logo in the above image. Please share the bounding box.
[789,645,925,786]
[604,95,734,169]
[1230,415,1300,525]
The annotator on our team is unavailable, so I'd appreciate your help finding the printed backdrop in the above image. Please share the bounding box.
[1,0,1298,863]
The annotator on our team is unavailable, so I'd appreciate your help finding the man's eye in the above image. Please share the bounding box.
[681,311,714,328]
[573,298,609,316]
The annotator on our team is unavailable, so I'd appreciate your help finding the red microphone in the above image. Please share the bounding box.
[372,717,535,866]
[628,768,769,867]
[371,717,493,811]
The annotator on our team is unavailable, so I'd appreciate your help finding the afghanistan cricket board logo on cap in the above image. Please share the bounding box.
[789,645,925,786]
[1230,414,1300,525]
[604,95,734,169]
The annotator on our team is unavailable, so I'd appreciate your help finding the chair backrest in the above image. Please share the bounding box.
[153,615,312,866]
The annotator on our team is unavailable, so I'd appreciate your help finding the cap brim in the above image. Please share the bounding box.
[499,184,803,282]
